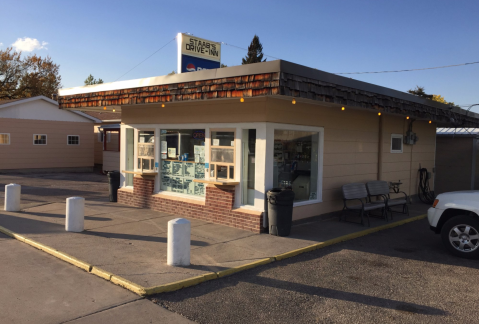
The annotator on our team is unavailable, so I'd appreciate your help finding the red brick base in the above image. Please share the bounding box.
[118,176,264,233]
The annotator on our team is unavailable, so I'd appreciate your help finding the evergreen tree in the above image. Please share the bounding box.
[242,35,266,65]
[84,74,103,85]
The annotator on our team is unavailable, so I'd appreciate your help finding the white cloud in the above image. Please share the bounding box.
[0,43,3,47]
[12,37,48,52]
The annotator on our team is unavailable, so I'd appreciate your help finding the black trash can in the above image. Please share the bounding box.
[267,188,295,236]
[107,171,121,202]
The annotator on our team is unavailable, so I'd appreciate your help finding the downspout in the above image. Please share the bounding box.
[377,115,383,180]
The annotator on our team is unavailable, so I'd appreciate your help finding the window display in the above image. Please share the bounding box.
[210,130,235,180]
[160,129,206,196]
[273,129,319,202]
[138,131,155,171]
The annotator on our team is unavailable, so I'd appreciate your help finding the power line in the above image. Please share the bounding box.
[114,37,177,81]
[333,61,479,75]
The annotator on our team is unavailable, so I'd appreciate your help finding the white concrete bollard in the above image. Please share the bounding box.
[65,197,85,232]
[4,184,21,212]
[167,218,191,266]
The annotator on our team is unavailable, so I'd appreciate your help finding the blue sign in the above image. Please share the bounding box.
[155,162,159,168]
[205,163,209,169]
[181,55,220,73]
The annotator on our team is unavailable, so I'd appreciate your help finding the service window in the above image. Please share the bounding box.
[33,134,47,145]
[0,133,10,145]
[67,135,80,145]
[210,130,235,180]
[391,134,403,153]
[137,131,155,171]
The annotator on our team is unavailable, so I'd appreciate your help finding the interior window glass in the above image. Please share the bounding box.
[273,130,319,202]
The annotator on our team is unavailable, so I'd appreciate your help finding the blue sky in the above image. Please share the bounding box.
[1,0,478,109]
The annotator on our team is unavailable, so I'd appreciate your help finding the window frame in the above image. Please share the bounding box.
[67,135,80,145]
[33,134,47,145]
[0,133,10,145]
[390,134,403,153]
[209,128,236,181]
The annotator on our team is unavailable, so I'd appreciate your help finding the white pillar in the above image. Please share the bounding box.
[167,218,191,266]
[4,184,21,212]
[66,197,85,232]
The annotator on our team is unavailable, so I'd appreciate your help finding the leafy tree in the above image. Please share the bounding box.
[408,86,456,106]
[242,35,267,65]
[0,47,62,100]
[84,74,103,85]
[220,63,228,68]
[167,70,176,75]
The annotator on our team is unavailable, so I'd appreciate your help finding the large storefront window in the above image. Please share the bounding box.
[160,129,206,196]
[273,130,319,202]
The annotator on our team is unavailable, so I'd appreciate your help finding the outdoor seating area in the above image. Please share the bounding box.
[341,181,409,226]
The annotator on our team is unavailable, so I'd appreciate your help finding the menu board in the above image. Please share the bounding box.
[160,161,206,196]
[171,177,184,193]
[160,175,171,191]
[184,163,195,178]
[172,162,184,177]
[161,160,172,176]
[183,179,195,195]
[194,182,205,196]
[195,163,205,179]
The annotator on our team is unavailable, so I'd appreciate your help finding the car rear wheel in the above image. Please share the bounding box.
[441,215,479,259]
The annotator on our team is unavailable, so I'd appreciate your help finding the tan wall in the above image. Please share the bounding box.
[103,151,120,172]
[0,118,93,169]
[435,136,473,194]
[120,96,437,220]
[122,97,268,124]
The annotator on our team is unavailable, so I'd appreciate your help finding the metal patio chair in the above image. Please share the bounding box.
[366,180,409,220]
[341,183,386,227]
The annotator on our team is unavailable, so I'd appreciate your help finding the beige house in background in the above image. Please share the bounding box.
[0,96,95,172]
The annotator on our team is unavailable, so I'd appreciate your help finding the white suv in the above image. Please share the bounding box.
[428,191,479,258]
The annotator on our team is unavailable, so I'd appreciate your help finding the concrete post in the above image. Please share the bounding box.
[4,184,21,212]
[167,218,191,266]
[66,197,85,232]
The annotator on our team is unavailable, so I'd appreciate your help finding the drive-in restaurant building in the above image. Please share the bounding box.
[57,60,479,232]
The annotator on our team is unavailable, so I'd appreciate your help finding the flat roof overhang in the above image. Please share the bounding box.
[58,60,479,128]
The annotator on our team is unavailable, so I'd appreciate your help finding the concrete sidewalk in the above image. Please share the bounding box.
[0,198,429,289]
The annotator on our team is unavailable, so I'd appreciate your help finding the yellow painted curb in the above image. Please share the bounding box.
[273,214,428,261]
[0,225,27,242]
[111,275,147,296]
[216,257,276,278]
[144,272,218,295]
[91,266,114,281]
[23,238,92,272]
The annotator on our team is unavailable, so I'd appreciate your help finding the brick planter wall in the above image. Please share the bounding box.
[117,176,263,233]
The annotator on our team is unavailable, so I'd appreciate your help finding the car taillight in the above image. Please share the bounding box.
[433,199,439,208]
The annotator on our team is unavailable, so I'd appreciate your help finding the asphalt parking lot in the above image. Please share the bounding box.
[152,218,479,324]
[2,172,478,323]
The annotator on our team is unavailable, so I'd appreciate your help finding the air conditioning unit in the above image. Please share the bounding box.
[404,131,418,145]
